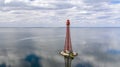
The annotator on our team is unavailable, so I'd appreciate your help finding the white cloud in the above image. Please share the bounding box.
[4,0,12,3]
[0,0,120,27]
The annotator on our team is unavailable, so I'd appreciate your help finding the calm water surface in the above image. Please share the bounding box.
[0,28,120,67]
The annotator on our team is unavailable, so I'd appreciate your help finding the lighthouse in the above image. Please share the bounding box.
[60,20,78,67]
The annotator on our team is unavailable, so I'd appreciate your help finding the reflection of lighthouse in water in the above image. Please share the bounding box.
[60,20,78,67]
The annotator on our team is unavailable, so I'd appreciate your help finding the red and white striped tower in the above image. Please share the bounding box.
[60,20,78,67]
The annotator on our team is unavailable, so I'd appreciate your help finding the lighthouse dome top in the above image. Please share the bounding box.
[66,20,70,25]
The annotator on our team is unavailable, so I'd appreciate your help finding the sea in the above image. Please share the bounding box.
[0,27,120,67]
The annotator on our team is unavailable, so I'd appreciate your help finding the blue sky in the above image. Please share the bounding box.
[0,0,120,27]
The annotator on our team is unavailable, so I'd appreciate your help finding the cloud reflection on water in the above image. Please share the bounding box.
[0,28,120,67]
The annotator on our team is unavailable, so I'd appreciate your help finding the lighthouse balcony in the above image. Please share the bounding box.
[60,51,78,59]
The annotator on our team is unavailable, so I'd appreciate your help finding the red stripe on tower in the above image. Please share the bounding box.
[64,20,73,52]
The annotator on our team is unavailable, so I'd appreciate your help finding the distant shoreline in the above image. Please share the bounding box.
[0,27,120,28]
